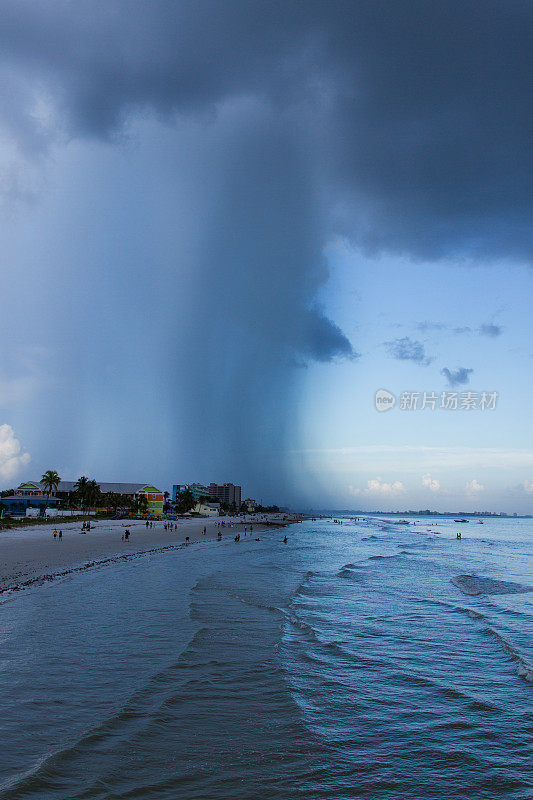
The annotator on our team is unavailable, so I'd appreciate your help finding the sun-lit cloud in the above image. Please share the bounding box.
[350,478,405,497]
[0,424,30,483]
[465,478,484,495]
[422,473,440,492]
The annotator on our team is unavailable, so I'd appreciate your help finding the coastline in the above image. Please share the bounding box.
[0,514,301,595]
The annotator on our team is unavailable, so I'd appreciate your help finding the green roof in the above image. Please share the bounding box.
[17,482,41,490]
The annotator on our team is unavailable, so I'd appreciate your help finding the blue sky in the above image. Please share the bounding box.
[292,248,533,511]
[0,2,532,513]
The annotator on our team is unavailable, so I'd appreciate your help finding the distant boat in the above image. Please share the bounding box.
[454,519,469,523]
[477,520,484,524]
[395,520,410,525]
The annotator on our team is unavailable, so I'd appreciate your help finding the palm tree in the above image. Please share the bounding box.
[41,470,60,497]
[85,480,101,508]
[136,494,149,514]
[40,470,60,514]
[74,476,89,507]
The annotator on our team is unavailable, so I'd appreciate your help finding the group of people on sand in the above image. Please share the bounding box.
[121,529,131,541]
[52,529,63,540]
[163,522,177,531]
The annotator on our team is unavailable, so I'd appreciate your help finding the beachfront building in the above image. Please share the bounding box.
[244,498,257,512]
[7,480,164,517]
[140,486,164,517]
[172,484,212,503]
[209,483,242,508]
[194,501,220,516]
[1,482,59,516]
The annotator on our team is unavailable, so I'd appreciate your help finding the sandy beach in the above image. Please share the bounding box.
[0,514,300,594]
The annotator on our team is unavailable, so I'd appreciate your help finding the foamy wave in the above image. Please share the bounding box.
[482,626,533,683]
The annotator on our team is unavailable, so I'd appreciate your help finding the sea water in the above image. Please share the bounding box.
[0,516,531,799]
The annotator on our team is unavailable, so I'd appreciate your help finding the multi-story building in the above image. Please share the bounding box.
[172,484,211,503]
[209,483,242,508]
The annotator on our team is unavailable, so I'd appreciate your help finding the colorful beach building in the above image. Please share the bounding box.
[140,485,164,517]
[1,482,59,516]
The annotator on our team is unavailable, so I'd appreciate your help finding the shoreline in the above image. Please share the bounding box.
[0,514,302,595]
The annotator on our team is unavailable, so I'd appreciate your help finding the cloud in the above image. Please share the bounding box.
[385,337,432,365]
[465,478,484,495]
[422,473,440,492]
[441,367,473,386]
[0,1,532,262]
[523,480,533,494]
[350,478,405,497]
[417,321,446,333]
[0,2,531,498]
[453,327,473,335]
[479,323,503,337]
[302,307,358,362]
[418,322,502,338]
[0,424,30,483]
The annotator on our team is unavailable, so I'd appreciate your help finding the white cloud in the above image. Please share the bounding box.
[523,480,533,494]
[350,478,405,497]
[0,424,31,482]
[422,473,440,492]
[465,478,484,495]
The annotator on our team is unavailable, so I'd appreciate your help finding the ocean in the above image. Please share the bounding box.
[0,516,531,799]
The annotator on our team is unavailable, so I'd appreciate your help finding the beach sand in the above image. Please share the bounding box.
[0,514,300,594]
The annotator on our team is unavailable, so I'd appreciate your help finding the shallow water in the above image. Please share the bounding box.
[0,516,532,799]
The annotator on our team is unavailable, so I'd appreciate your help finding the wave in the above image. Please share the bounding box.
[452,575,533,596]
[481,626,533,683]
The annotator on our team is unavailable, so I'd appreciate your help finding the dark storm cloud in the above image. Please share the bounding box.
[441,367,474,387]
[1,1,531,496]
[385,337,432,366]
[303,307,357,362]
[3,0,533,263]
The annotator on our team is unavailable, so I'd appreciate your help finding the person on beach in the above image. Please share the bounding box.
[146,520,149,528]
[59,530,62,540]
[53,529,57,539]
[185,536,190,545]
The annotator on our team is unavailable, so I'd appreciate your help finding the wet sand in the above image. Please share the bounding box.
[0,515,299,594]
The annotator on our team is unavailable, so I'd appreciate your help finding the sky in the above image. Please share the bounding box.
[0,1,532,512]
